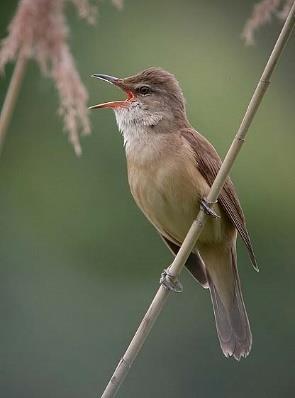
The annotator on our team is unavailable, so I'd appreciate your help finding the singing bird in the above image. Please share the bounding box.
[90,67,258,360]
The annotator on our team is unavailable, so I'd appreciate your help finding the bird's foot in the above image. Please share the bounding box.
[160,268,183,293]
[200,198,220,218]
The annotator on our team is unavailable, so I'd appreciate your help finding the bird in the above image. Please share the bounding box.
[89,67,258,360]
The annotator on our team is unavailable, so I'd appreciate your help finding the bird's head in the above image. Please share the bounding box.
[89,67,188,136]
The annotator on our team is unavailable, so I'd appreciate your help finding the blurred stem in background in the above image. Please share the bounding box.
[0,54,26,155]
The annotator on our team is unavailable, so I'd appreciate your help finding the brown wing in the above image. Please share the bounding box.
[181,128,258,271]
[159,234,208,288]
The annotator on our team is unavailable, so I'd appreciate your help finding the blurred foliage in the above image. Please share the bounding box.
[0,1,294,397]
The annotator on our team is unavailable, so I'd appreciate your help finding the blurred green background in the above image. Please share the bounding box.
[0,1,295,397]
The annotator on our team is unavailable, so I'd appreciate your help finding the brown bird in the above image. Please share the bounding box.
[90,67,258,360]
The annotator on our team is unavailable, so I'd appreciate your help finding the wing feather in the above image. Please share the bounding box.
[181,128,258,270]
[159,234,208,288]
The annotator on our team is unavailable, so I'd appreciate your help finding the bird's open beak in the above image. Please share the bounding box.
[89,74,135,110]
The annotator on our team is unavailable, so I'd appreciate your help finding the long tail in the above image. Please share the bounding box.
[199,244,252,360]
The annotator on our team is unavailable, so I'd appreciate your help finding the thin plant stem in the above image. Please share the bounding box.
[0,54,27,155]
[100,3,295,397]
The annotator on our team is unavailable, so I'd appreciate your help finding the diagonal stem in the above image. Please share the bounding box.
[100,2,295,397]
[0,54,27,155]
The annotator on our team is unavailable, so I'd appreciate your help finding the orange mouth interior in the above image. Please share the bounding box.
[89,90,135,110]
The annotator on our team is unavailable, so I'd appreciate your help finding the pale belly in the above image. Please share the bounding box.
[127,156,225,246]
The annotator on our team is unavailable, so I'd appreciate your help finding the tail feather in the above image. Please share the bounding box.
[200,244,252,360]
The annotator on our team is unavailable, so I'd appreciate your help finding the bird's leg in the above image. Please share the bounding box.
[160,267,183,293]
[200,198,220,218]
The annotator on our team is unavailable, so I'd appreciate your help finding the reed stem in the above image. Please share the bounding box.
[0,54,27,155]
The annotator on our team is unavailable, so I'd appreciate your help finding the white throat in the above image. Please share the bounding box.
[114,102,163,152]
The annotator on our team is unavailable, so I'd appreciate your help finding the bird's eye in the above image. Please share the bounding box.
[138,85,151,95]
